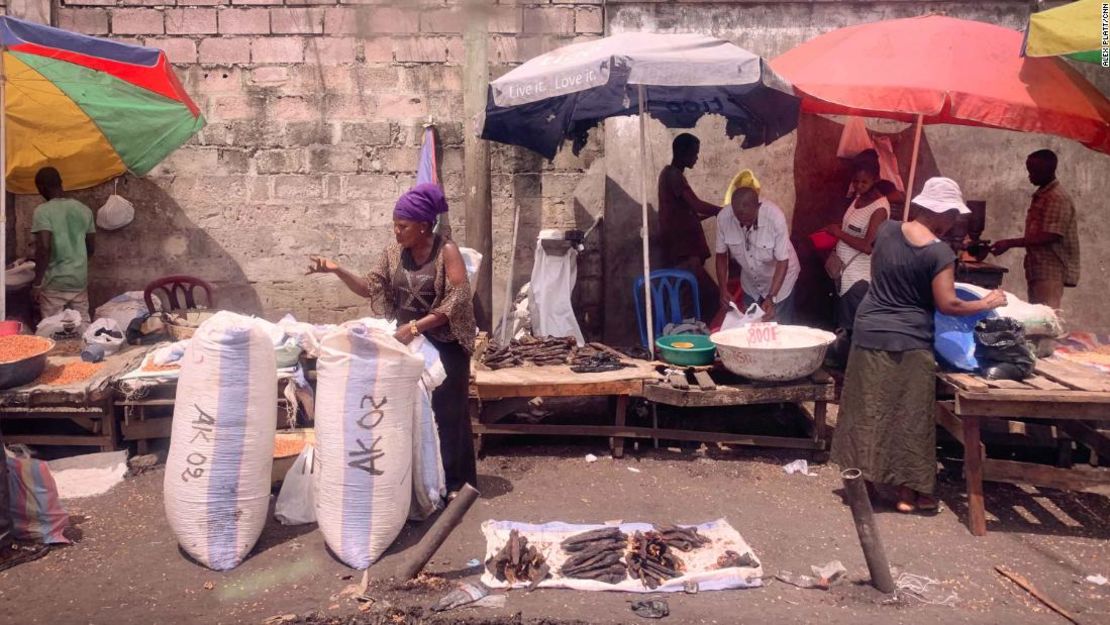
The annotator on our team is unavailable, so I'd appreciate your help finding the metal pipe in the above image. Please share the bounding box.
[840,468,895,593]
[395,483,481,582]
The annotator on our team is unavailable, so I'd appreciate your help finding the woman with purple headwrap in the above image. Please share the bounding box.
[308,183,478,494]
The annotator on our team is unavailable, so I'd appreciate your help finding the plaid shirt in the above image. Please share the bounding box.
[1024,180,1080,286]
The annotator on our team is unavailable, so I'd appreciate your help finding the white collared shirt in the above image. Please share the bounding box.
[715,199,800,303]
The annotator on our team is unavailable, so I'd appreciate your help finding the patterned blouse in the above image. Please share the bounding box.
[365,236,477,353]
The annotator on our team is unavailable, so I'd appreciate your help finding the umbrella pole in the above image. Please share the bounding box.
[637,85,654,358]
[903,114,924,216]
[498,201,521,343]
[1,47,7,322]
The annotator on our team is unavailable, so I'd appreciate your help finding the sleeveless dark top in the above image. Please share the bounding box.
[392,236,443,325]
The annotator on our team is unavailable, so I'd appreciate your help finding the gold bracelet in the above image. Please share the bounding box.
[409,320,420,337]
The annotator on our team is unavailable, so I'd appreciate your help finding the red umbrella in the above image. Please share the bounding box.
[771,15,1110,196]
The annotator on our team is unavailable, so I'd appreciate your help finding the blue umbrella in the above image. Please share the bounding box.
[481,33,800,354]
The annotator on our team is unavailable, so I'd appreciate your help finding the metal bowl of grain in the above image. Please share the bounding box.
[0,335,56,390]
[163,309,217,341]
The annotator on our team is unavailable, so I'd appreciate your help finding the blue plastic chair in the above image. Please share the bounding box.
[633,269,701,348]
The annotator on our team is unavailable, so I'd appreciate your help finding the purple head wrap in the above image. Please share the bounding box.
[393,183,448,224]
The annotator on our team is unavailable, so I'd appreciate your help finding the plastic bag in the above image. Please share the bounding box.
[36,309,86,339]
[275,445,317,526]
[529,231,585,346]
[96,193,135,231]
[95,291,158,332]
[836,117,874,159]
[458,247,483,286]
[5,452,70,544]
[975,318,1036,381]
[5,259,36,289]
[720,303,764,331]
[83,318,126,356]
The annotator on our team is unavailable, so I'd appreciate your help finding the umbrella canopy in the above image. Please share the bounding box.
[771,15,1110,155]
[1,16,205,194]
[483,33,800,158]
[1025,0,1105,64]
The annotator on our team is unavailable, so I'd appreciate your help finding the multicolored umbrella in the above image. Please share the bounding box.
[1024,0,1105,64]
[1,15,205,194]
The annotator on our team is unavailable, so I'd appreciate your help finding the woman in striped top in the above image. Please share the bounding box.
[825,161,891,332]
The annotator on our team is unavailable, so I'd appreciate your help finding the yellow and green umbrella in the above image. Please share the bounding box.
[2,15,205,194]
[1024,0,1105,64]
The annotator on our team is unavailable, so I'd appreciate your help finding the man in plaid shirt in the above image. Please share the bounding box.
[991,150,1080,309]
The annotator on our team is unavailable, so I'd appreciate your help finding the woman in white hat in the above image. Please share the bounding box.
[831,177,1006,513]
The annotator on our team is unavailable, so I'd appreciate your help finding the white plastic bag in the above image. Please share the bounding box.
[721,303,764,331]
[164,311,278,571]
[275,445,317,526]
[83,318,125,356]
[314,322,425,569]
[96,193,135,231]
[36,309,85,339]
[95,291,158,331]
[528,231,585,345]
[5,259,35,289]
[836,117,874,159]
[458,247,483,286]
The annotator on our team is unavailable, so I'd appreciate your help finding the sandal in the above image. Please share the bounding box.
[895,487,916,513]
[916,494,939,511]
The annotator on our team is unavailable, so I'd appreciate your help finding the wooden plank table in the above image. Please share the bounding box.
[643,368,837,454]
[937,358,1110,536]
[0,345,149,452]
[470,361,660,458]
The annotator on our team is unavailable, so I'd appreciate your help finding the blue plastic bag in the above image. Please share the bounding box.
[934,286,995,371]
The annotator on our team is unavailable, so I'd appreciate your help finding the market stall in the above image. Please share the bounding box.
[468,341,657,455]
[0,339,150,451]
[936,354,1110,536]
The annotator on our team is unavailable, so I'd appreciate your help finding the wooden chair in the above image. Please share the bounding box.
[144,275,215,314]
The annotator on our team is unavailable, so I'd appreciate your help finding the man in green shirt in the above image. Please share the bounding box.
[31,167,96,322]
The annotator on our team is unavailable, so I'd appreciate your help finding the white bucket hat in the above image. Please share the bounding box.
[912,177,971,215]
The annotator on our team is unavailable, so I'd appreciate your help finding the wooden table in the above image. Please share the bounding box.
[643,368,837,454]
[116,374,298,454]
[937,358,1110,536]
[0,346,149,452]
[470,361,659,458]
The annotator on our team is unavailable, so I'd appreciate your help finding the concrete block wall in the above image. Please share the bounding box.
[28,0,606,328]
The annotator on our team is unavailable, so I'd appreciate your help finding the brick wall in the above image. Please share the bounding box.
[32,0,605,329]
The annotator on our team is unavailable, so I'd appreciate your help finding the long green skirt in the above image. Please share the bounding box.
[830,346,937,494]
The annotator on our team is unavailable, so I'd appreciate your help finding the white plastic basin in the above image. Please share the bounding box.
[710,324,836,382]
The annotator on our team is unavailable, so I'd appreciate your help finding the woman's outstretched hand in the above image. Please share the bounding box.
[307,255,339,275]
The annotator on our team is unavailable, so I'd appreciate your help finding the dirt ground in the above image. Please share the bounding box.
[1,440,1107,625]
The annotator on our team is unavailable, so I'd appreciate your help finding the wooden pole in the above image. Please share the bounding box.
[1,46,8,321]
[637,85,655,358]
[903,114,924,214]
[498,202,521,343]
[394,483,481,582]
[463,2,492,331]
[841,468,895,593]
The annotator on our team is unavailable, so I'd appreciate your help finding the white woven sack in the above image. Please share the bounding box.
[314,323,424,569]
[164,311,277,571]
[409,337,447,520]
[96,194,134,231]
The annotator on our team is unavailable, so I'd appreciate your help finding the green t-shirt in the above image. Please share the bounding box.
[31,198,96,292]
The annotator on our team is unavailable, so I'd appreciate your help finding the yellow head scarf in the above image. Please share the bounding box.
[723,169,761,205]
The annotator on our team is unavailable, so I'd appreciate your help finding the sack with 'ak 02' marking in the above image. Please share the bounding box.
[315,322,424,569]
[164,311,278,571]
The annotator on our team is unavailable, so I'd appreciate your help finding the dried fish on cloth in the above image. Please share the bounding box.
[480,519,762,593]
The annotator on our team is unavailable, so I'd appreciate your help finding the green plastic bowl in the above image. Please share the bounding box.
[655,334,716,366]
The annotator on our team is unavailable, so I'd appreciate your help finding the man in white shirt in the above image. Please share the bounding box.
[714,187,800,323]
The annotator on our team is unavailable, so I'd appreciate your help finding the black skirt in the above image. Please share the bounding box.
[427,336,478,492]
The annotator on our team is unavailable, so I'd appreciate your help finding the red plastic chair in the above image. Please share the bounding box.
[144,275,215,314]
